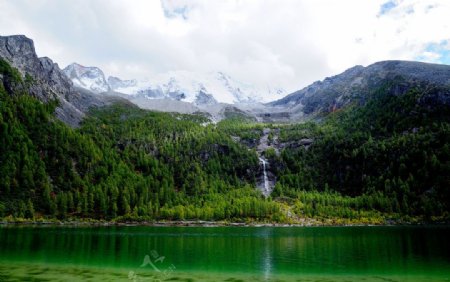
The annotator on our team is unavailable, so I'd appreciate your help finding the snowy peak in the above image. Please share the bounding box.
[135,70,286,104]
[63,63,110,93]
[63,63,286,105]
[107,76,137,90]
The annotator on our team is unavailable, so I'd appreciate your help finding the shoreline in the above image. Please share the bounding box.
[1,218,448,227]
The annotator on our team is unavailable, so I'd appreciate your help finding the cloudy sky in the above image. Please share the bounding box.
[0,0,449,93]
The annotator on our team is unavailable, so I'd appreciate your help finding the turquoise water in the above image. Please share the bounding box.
[0,225,449,281]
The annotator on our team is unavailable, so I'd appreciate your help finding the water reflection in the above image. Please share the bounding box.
[0,226,449,278]
[259,228,274,281]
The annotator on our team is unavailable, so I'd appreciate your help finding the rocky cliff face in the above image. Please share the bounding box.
[269,60,450,120]
[0,35,115,127]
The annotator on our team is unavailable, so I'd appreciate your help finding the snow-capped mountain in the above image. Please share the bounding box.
[63,63,110,93]
[63,63,286,105]
[107,76,137,90]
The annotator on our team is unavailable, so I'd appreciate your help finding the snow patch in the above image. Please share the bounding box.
[64,63,287,104]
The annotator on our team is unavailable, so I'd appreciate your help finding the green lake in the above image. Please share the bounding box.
[0,225,449,281]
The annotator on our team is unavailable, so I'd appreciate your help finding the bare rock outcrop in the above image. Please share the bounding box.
[0,35,117,127]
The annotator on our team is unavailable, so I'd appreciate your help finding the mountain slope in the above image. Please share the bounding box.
[1,34,449,223]
[1,58,281,221]
[225,79,450,219]
[272,85,450,217]
[0,35,122,127]
[269,60,450,120]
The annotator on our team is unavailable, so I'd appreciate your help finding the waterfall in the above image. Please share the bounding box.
[259,157,269,196]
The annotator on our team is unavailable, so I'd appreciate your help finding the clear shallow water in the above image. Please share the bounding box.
[0,225,449,281]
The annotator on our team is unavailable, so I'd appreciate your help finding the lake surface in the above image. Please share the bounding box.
[0,225,449,281]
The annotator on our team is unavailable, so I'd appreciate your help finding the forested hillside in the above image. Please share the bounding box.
[0,59,281,221]
[1,58,449,224]
[270,83,450,219]
[220,82,450,222]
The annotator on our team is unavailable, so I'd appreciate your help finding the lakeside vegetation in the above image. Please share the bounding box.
[1,59,449,224]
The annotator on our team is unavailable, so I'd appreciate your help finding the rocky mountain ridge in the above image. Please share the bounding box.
[0,35,122,127]
[268,60,450,121]
[2,35,450,125]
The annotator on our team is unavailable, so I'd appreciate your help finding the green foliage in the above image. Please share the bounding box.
[0,60,278,221]
[274,85,450,218]
[0,59,448,223]
[217,117,264,147]
[0,58,22,84]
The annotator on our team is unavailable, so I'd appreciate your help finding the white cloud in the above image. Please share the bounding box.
[0,0,449,95]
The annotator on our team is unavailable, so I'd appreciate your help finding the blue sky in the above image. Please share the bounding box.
[416,41,450,64]
[0,0,449,94]
[379,1,397,15]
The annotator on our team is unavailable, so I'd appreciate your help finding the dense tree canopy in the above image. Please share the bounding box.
[1,59,449,223]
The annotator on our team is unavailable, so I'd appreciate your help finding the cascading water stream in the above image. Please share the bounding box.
[259,157,269,196]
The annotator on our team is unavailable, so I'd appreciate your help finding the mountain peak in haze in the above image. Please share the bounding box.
[63,63,110,93]
[63,63,287,105]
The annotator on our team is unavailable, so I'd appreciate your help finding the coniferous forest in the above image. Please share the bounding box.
[1,58,449,224]
[3,3,450,282]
